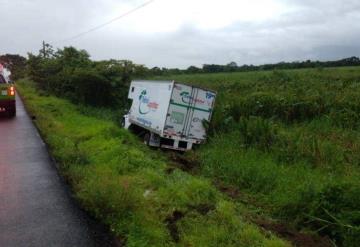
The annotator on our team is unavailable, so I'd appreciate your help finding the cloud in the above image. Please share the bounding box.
[0,0,359,68]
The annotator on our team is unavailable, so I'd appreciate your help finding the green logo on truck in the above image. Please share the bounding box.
[139,90,159,115]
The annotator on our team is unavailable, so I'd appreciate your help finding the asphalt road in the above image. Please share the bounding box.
[0,96,115,247]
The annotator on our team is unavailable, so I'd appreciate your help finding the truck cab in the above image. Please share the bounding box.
[0,66,16,118]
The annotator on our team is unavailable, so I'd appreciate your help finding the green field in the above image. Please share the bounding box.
[17,66,360,246]
[155,67,360,246]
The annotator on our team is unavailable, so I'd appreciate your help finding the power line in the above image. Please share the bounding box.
[55,0,155,44]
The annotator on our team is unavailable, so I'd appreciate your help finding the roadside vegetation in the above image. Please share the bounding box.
[11,44,360,246]
[17,80,287,246]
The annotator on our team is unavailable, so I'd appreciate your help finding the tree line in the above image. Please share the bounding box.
[2,46,360,80]
[1,43,359,108]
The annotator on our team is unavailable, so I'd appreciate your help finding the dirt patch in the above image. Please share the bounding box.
[255,219,332,247]
[165,210,185,243]
[169,152,199,172]
[215,181,241,199]
[188,203,215,215]
[165,166,176,174]
[114,237,126,247]
[164,204,215,243]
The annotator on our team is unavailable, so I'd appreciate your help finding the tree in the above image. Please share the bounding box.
[225,61,238,72]
[203,64,224,73]
[39,42,55,59]
[71,68,112,106]
[56,46,91,69]
[0,54,27,80]
[227,61,238,67]
[27,53,45,86]
[187,66,201,74]
[151,67,162,75]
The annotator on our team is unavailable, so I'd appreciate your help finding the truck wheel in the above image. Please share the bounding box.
[143,133,150,145]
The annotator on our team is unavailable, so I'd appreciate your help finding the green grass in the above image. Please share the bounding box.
[18,66,360,246]
[156,67,360,246]
[17,79,288,247]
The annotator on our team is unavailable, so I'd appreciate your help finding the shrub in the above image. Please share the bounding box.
[27,46,144,110]
[72,69,113,106]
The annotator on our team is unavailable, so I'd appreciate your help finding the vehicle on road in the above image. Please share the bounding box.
[0,64,16,117]
[122,80,217,151]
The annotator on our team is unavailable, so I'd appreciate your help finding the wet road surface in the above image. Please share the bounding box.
[0,96,114,247]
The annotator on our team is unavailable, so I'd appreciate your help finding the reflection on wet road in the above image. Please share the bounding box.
[0,96,113,247]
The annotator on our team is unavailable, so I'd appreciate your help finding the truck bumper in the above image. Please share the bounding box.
[161,145,189,152]
[0,99,16,117]
[161,138,194,151]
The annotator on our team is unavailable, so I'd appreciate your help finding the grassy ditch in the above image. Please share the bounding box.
[17,79,288,247]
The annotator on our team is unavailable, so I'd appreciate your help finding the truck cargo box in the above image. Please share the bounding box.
[124,80,216,151]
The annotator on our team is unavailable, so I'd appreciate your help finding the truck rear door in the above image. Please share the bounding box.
[164,84,192,137]
[164,84,216,141]
[185,88,216,140]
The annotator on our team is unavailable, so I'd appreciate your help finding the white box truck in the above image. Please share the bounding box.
[122,80,217,151]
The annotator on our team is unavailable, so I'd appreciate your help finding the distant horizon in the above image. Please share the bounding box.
[1,50,359,71]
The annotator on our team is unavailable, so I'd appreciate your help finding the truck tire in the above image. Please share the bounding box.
[143,132,150,145]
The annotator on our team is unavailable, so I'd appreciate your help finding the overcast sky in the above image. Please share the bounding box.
[1,0,359,68]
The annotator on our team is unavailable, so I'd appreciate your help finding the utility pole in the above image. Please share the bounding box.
[42,41,46,58]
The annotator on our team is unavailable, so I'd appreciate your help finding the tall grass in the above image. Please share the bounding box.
[158,67,360,246]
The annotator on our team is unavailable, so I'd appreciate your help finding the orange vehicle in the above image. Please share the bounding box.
[0,65,15,117]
